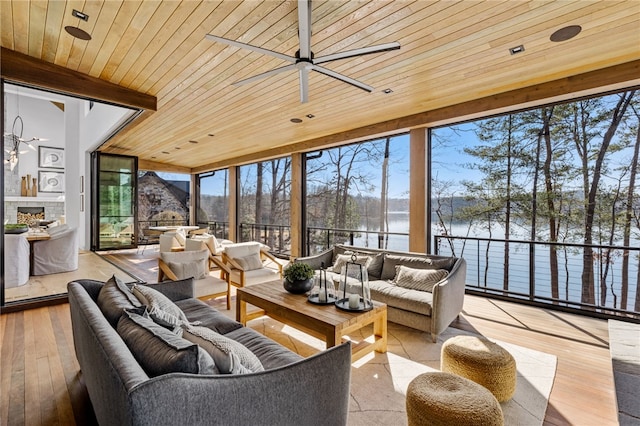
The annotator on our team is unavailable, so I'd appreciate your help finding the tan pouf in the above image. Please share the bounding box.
[441,335,516,402]
[406,372,504,426]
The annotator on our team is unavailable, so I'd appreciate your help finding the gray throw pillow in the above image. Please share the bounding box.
[393,265,449,292]
[96,275,142,327]
[132,284,190,329]
[117,310,215,377]
[381,254,456,280]
[182,325,264,375]
[166,259,207,280]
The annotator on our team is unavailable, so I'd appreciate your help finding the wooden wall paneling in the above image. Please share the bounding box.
[75,1,125,74]
[27,0,47,58]
[409,128,427,254]
[10,0,29,54]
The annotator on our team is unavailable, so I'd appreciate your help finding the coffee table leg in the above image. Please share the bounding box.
[236,294,247,325]
[326,329,339,349]
[373,310,388,353]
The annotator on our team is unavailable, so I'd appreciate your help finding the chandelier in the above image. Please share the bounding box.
[4,92,47,171]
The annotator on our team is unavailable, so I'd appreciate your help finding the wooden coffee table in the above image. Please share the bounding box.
[236,280,387,361]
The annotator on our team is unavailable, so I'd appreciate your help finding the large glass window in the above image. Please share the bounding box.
[305,134,410,254]
[197,169,230,239]
[137,171,190,242]
[92,153,137,250]
[431,91,640,314]
[239,158,291,254]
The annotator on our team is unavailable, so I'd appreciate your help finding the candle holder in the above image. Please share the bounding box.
[308,262,337,305]
[335,254,372,312]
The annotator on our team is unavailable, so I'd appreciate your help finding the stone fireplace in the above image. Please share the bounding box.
[4,197,65,224]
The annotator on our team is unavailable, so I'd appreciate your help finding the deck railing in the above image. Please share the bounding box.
[434,234,640,319]
[306,226,409,254]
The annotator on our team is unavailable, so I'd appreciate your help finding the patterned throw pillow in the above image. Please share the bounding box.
[117,309,215,377]
[132,284,190,329]
[393,265,449,292]
[234,253,263,271]
[181,325,264,374]
[97,275,142,327]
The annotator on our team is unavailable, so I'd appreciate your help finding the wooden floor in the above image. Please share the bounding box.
[0,248,619,426]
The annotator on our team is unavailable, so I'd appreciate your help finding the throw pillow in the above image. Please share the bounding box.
[117,310,215,377]
[166,259,208,280]
[192,234,217,255]
[381,254,456,280]
[96,275,142,327]
[234,253,263,271]
[132,284,190,329]
[182,325,264,374]
[331,254,371,274]
[174,228,187,246]
[393,265,449,292]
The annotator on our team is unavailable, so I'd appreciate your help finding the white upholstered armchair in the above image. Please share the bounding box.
[157,249,231,309]
[32,225,78,275]
[220,242,283,289]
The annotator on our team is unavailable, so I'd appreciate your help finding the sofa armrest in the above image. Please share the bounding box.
[294,247,334,270]
[431,257,467,341]
[128,342,352,426]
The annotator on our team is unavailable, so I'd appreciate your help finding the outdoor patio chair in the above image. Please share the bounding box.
[157,248,231,309]
[220,242,283,288]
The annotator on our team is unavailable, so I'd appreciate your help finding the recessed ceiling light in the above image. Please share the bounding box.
[382,88,393,94]
[65,9,92,40]
[162,151,170,154]
[188,140,198,144]
[208,134,215,137]
[509,45,525,55]
[306,114,315,119]
[72,9,89,21]
[151,156,156,159]
[290,118,303,123]
[550,25,582,42]
[175,147,181,150]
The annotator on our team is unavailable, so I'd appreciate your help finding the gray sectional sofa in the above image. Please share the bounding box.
[295,244,467,342]
[68,277,351,426]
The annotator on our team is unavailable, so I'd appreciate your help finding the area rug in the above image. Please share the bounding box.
[608,319,640,425]
[248,319,557,426]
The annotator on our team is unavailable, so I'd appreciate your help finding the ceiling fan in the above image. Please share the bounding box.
[205,0,400,103]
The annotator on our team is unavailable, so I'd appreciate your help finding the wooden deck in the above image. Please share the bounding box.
[0,249,619,426]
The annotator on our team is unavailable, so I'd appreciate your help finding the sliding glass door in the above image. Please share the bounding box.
[92,152,137,250]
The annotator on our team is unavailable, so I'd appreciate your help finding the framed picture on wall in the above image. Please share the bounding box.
[38,146,64,169]
[39,171,65,193]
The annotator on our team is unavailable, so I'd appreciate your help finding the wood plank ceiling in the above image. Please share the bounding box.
[1,1,639,173]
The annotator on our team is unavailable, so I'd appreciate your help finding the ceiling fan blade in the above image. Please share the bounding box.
[299,67,309,103]
[205,34,295,63]
[297,0,312,59]
[312,65,374,92]
[314,41,401,64]
[232,64,297,86]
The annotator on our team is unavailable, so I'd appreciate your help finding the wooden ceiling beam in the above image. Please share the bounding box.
[192,59,640,174]
[0,47,157,111]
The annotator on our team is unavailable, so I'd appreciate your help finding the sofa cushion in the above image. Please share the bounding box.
[381,254,456,280]
[369,280,433,316]
[393,265,449,292]
[117,309,215,377]
[132,284,189,328]
[182,325,264,374]
[235,253,263,271]
[96,275,142,327]
[175,298,243,335]
[166,258,207,280]
[224,327,304,370]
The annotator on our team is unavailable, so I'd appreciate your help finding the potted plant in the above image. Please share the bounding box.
[283,262,315,294]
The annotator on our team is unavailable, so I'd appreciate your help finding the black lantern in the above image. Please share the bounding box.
[308,262,337,304]
[335,254,372,311]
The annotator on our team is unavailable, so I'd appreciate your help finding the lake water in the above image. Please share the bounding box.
[350,213,639,312]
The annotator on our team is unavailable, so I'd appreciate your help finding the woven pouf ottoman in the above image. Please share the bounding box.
[441,335,516,402]
[406,372,504,426]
